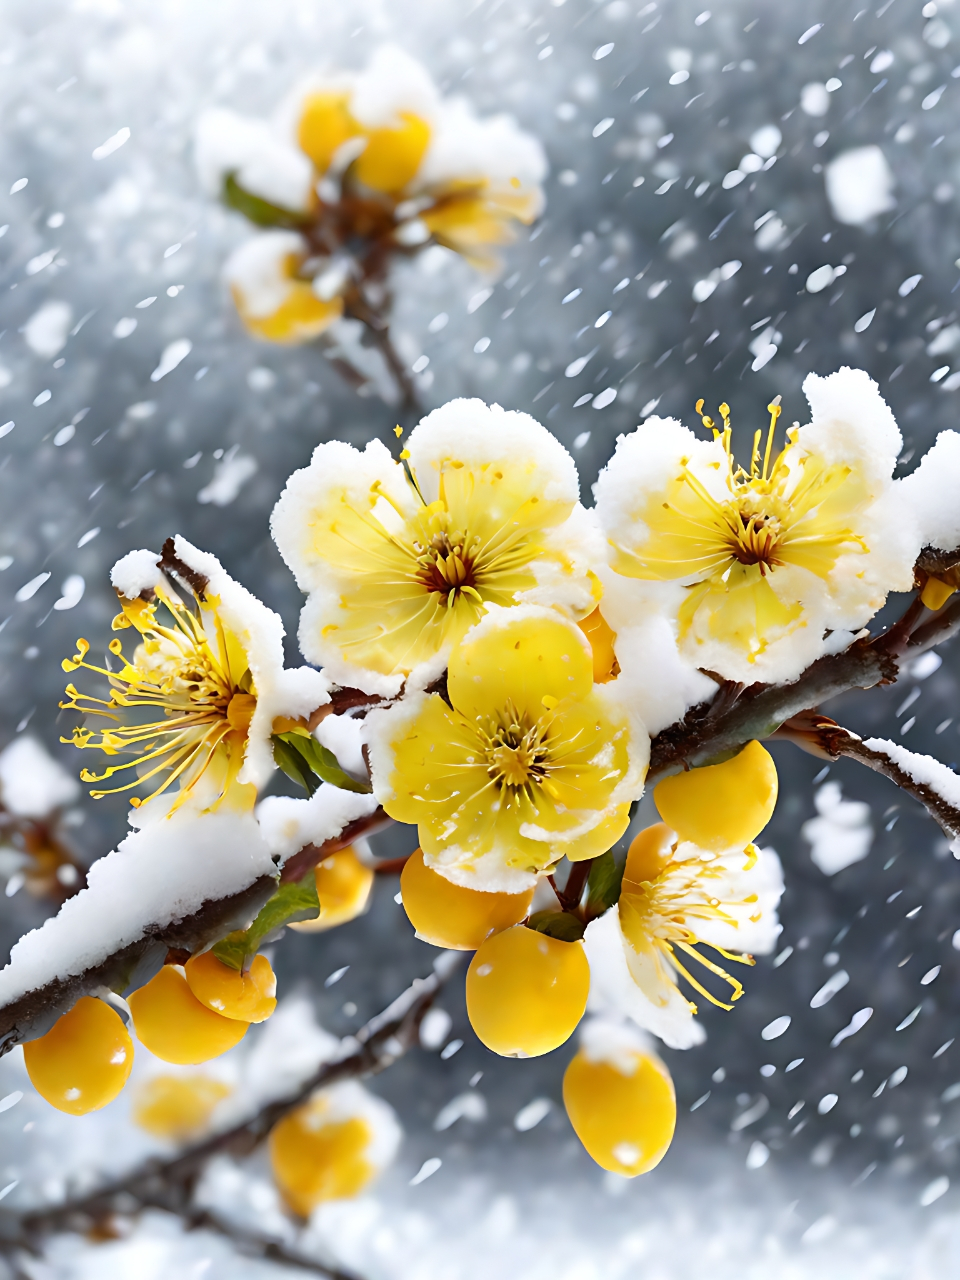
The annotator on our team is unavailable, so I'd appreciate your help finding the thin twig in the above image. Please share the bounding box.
[777,711,960,841]
[186,1210,361,1279]
[647,593,960,783]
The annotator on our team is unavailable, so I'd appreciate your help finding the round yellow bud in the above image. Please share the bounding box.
[290,845,375,933]
[653,739,778,851]
[466,924,590,1057]
[400,847,534,950]
[622,822,675,889]
[23,996,133,1115]
[563,1045,676,1176]
[132,1074,232,1141]
[184,951,277,1024]
[269,1102,375,1217]
[129,965,249,1065]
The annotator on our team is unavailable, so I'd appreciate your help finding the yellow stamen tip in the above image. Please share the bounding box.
[393,425,403,437]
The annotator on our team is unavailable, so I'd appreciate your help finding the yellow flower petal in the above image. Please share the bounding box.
[297,92,359,173]
[448,609,593,723]
[353,112,431,193]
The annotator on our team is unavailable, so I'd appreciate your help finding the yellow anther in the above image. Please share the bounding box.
[108,638,123,655]
[394,425,403,437]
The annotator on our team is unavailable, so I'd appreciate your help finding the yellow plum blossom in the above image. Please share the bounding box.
[196,45,546,343]
[60,537,327,813]
[593,368,918,684]
[366,606,647,892]
[584,817,783,1049]
[271,399,602,696]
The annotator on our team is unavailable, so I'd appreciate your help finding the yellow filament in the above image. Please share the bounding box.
[60,586,255,811]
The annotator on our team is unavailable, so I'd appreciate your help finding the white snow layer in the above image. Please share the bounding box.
[899,429,960,553]
[110,547,164,598]
[0,736,80,819]
[863,738,960,814]
[167,536,329,790]
[802,781,874,876]
[824,146,896,226]
[255,783,380,862]
[577,1014,656,1072]
[0,808,277,1009]
[405,399,579,507]
[195,107,314,211]
[222,231,309,319]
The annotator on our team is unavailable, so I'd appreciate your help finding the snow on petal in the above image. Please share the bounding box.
[272,400,600,697]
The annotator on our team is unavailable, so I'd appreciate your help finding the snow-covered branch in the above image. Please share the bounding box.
[778,711,960,845]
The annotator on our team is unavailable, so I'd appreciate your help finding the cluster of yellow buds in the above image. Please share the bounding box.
[21,842,372,1117]
[398,740,780,1173]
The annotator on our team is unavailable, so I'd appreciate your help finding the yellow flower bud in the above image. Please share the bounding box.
[564,1038,676,1175]
[466,924,590,1057]
[23,996,133,1115]
[400,847,533,950]
[132,1074,231,1141]
[184,951,277,1024]
[653,740,777,851]
[129,966,249,1065]
[270,1104,374,1216]
[289,845,374,933]
[921,576,957,612]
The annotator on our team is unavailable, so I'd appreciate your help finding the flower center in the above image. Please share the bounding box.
[478,705,551,791]
[414,528,480,602]
[620,848,761,1011]
[61,587,254,810]
[725,507,784,571]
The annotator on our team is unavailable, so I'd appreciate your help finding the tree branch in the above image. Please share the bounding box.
[647,593,960,784]
[777,711,960,842]
[3,958,457,1241]
[4,592,960,1059]
[185,1210,362,1279]
[0,807,390,1058]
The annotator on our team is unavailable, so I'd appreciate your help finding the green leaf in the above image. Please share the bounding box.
[527,910,585,942]
[222,173,310,229]
[212,874,320,970]
[272,731,372,796]
[272,733,320,796]
[584,849,624,917]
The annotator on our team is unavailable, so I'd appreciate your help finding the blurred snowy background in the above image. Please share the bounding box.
[3,0,960,1274]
